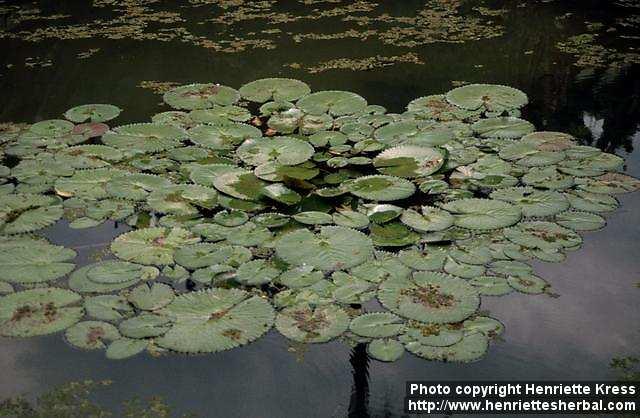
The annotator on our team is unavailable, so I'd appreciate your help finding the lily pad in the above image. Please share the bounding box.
[65,321,120,350]
[441,198,521,230]
[555,211,605,231]
[346,175,416,201]
[111,227,200,266]
[163,83,240,109]
[0,288,83,337]
[373,145,445,178]
[378,272,480,324]
[127,282,175,311]
[0,238,76,284]
[156,288,274,353]
[275,303,349,343]
[239,78,311,103]
[276,226,373,271]
[64,104,122,123]
[297,91,367,116]
[367,338,404,362]
[445,84,528,112]
[349,312,404,338]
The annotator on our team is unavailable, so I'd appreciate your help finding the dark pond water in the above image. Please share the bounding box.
[0,1,639,417]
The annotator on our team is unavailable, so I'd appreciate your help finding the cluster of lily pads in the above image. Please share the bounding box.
[0,78,638,363]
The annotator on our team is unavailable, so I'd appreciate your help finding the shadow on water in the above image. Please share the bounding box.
[349,343,371,418]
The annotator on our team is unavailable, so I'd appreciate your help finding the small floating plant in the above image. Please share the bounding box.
[0,79,638,363]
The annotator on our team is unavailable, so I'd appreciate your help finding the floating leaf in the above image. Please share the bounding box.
[111,227,200,266]
[404,332,488,362]
[276,226,373,271]
[64,104,122,123]
[293,211,333,225]
[346,175,415,201]
[349,312,404,338]
[65,321,120,350]
[400,207,453,232]
[378,272,480,324]
[163,83,240,109]
[235,259,280,285]
[332,210,369,229]
[84,295,132,322]
[238,137,315,166]
[370,222,420,247]
[127,282,175,311]
[490,187,569,217]
[445,84,528,112]
[157,288,274,353]
[116,314,170,340]
[297,91,367,116]
[373,145,445,178]
[0,238,76,284]
[106,338,149,360]
[555,211,605,231]
[471,117,535,139]
[239,78,311,103]
[275,303,349,343]
[441,198,521,230]
[468,276,513,296]
[403,321,463,347]
[507,274,548,294]
[367,338,404,362]
[0,288,83,337]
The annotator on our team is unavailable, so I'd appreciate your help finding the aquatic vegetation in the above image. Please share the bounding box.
[0,0,506,72]
[286,53,424,74]
[0,379,197,417]
[0,79,637,365]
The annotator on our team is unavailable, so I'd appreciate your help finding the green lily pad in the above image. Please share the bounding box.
[84,295,133,322]
[346,175,415,201]
[237,137,315,166]
[445,84,528,112]
[349,312,404,338]
[64,104,122,123]
[119,313,172,339]
[111,227,200,266]
[275,303,349,343]
[163,83,240,109]
[297,91,367,116]
[235,259,281,285]
[555,211,605,231]
[0,238,76,284]
[400,207,453,232]
[156,288,274,353]
[0,288,83,337]
[370,222,420,247]
[276,226,373,271]
[127,282,175,311]
[507,274,548,294]
[374,145,445,178]
[490,187,569,217]
[293,211,333,225]
[239,78,311,103]
[468,276,513,296]
[65,321,120,350]
[404,331,488,362]
[367,338,404,362]
[441,198,521,230]
[378,271,480,324]
[106,338,149,360]
[471,117,535,139]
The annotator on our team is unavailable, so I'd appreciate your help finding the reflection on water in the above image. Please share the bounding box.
[1,0,640,417]
[349,343,370,418]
